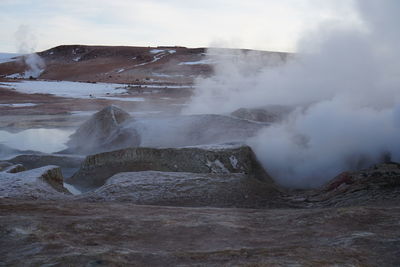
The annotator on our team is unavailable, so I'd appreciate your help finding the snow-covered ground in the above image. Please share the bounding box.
[5,73,24,79]
[0,80,192,104]
[150,49,176,54]
[134,54,164,67]
[179,59,216,65]
[63,182,82,195]
[0,53,23,64]
[141,84,194,89]
[150,49,165,54]
[135,49,176,67]
[1,80,141,100]
[0,103,37,107]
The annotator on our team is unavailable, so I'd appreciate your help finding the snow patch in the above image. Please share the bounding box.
[229,155,239,169]
[142,84,194,89]
[136,49,175,67]
[206,159,230,173]
[63,182,82,195]
[134,53,165,67]
[2,80,129,100]
[0,103,37,108]
[5,73,23,78]
[150,49,165,54]
[179,59,215,65]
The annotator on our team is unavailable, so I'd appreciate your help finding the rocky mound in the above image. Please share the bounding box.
[287,163,400,208]
[0,162,15,171]
[8,154,85,178]
[65,106,266,154]
[0,163,26,173]
[67,144,273,191]
[78,171,283,208]
[65,105,140,154]
[0,166,71,200]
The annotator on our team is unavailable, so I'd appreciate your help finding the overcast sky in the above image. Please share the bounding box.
[0,0,362,53]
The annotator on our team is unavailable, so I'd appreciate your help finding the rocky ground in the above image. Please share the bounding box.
[1,139,399,266]
[1,200,399,266]
[0,46,399,266]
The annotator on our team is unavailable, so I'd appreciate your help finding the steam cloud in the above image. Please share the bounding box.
[184,0,400,188]
[15,25,45,78]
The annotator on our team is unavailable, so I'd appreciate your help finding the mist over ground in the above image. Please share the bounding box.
[184,0,400,188]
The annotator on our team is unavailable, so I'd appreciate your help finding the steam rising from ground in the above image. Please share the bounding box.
[15,25,45,78]
[184,0,400,188]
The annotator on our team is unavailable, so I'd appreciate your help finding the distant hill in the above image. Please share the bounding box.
[0,45,289,84]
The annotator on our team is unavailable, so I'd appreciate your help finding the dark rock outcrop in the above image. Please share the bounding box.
[8,154,85,178]
[0,162,26,173]
[67,145,274,191]
[78,171,283,208]
[65,105,140,154]
[2,164,26,173]
[0,161,13,171]
[287,163,400,208]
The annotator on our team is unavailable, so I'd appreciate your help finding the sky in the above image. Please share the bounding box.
[0,0,362,53]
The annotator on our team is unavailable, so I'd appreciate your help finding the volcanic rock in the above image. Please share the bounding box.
[65,109,266,154]
[78,171,283,208]
[67,144,274,191]
[2,164,26,173]
[65,105,140,154]
[0,161,13,171]
[290,162,400,208]
[9,154,85,178]
[0,166,71,200]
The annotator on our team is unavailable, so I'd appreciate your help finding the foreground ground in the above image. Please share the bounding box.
[1,200,399,266]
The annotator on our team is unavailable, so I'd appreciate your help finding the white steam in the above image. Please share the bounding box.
[184,0,400,188]
[22,53,45,78]
[14,25,45,78]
